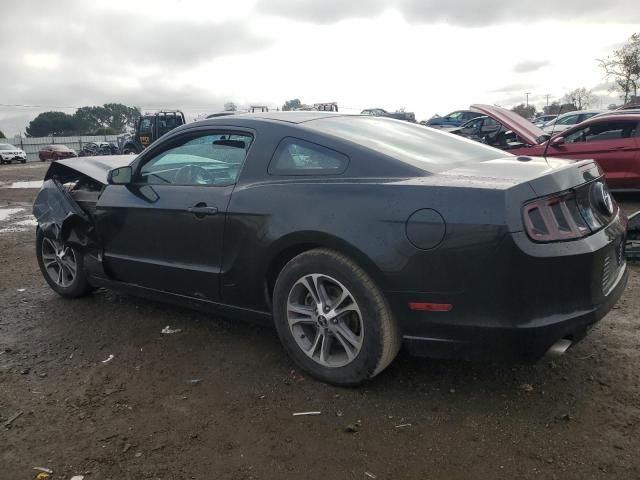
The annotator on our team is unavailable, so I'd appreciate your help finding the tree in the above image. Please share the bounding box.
[282,98,302,111]
[563,88,596,110]
[73,103,141,134]
[598,33,640,104]
[511,103,536,119]
[0,130,5,139]
[25,111,77,137]
[543,102,578,115]
[224,102,238,112]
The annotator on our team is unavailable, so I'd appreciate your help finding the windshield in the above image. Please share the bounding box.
[305,116,508,173]
[0,144,16,150]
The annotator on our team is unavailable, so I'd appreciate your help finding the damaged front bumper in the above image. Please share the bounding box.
[32,179,99,249]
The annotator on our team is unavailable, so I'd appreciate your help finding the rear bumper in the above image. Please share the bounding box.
[390,208,629,362]
[401,262,627,361]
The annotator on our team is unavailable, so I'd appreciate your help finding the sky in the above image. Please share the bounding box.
[0,0,639,136]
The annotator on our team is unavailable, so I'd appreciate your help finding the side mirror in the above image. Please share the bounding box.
[551,136,565,146]
[107,166,133,185]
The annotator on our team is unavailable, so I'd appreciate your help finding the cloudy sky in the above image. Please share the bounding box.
[0,0,638,136]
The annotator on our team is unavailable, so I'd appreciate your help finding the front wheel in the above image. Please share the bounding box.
[273,249,401,386]
[36,228,94,298]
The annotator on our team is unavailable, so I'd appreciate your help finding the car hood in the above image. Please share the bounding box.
[471,104,547,146]
[52,155,134,184]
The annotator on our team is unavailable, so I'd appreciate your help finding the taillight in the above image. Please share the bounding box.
[523,191,590,242]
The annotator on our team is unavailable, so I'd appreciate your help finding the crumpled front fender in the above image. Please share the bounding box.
[32,179,98,250]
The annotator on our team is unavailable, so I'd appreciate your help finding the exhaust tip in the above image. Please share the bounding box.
[545,338,572,358]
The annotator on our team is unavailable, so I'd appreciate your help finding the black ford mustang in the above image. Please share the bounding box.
[33,112,628,385]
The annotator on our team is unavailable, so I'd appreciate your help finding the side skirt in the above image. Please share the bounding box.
[88,275,274,327]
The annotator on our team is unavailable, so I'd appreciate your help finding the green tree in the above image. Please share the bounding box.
[563,88,596,110]
[511,103,536,119]
[0,130,5,139]
[598,33,640,104]
[223,102,237,112]
[282,98,302,111]
[73,103,141,134]
[25,111,77,137]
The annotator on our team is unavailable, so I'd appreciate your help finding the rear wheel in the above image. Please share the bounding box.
[36,228,93,298]
[273,249,401,386]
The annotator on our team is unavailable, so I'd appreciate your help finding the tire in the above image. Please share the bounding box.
[35,228,94,298]
[273,248,401,386]
[21,159,26,164]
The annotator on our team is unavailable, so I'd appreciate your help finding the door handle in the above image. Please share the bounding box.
[187,205,218,215]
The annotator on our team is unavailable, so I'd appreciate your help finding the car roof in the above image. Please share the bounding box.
[556,109,603,117]
[587,111,640,121]
[193,111,359,126]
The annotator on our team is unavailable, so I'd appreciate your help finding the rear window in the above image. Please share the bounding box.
[304,116,505,173]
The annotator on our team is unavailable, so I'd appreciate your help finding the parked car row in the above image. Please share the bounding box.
[0,143,27,164]
[443,104,640,191]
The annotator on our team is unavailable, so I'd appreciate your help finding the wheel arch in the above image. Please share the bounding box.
[263,231,384,308]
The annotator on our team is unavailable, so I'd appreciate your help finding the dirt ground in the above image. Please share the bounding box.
[1,162,639,480]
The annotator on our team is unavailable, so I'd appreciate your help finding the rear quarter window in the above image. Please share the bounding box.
[268,138,349,176]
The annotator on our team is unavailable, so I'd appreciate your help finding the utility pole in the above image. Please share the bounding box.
[525,92,531,108]
[545,94,550,106]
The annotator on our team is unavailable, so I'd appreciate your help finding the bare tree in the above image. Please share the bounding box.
[511,103,536,119]
[563,88,596,110]
[598,33,640,104]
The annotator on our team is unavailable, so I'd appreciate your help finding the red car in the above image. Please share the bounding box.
[38,144,78,162]
[471,105,640,191]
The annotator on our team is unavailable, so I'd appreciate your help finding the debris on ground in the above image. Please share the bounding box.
[70,476,85,480]
[161,326,182,334]
[364,472,376,479]
[4,410,24,428]
[395,423,412,429]
[292,411,321,416]
[519,383,534,393]
[34,473,50,480]
[33,467,53,474]
[185,379,202,385]
[344,422,360,433]
[101,354,114,364]
[17,288,26,292]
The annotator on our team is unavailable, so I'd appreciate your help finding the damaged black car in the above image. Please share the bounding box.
[33,112,629,385]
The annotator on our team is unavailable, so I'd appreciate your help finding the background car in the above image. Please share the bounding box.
[471,104,640,191]
[448,115,518,147]
[542,110,604,134]
[0,143,27,164]
[38,144,78,161]
[360,108,416,122]
[78,141,118,157]
[533,114,558,127]
[33,112,627,386]
[423,110,484,128]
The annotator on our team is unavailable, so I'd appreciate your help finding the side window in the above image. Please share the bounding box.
[558,114,579,125]
[564,121,637,144]
[139,132,253,186]
[139,118,153,134]
[269,138,349,176]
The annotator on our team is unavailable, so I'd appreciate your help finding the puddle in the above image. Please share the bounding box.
[0,206,37,234]
[8,180,43,189]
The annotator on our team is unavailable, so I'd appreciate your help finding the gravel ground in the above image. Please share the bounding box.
[1,162,639,480]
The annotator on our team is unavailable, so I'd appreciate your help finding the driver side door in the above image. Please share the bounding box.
[95,128,253,301]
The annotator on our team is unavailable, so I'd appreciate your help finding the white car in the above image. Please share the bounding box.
[0,143,27,164]
[542,110,604,134]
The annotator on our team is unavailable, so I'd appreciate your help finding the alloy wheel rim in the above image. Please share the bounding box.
[41,238,77,288]
[286,273,364,368]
